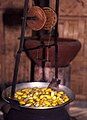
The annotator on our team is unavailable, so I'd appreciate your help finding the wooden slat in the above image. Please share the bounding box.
[0,11,7,85]
[0,0,24,9]
[60,0,87,16]
[58,18,87,99]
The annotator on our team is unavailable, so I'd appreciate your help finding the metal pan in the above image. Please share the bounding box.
[2,82,75,110]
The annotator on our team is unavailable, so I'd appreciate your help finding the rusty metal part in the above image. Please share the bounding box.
[24,37,81,67]
[27,6,46,31]
[42,7,57,30]
[48,78,61,89]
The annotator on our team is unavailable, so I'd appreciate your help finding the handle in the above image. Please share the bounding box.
[48,78,61,89]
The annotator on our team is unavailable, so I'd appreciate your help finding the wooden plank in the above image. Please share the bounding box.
[0,11,7,85]
[0,0,24,9]
[58,17,87,98]
[4,26,31,84]
[50,0,56,10]
[76,94,87,101]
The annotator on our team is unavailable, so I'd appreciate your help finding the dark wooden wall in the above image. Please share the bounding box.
[0,0,87,100]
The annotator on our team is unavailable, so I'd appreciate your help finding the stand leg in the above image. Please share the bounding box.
[11,0,29,98]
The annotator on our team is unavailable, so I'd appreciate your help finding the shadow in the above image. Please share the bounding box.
[34,0,49,7]
[3,8,23,27]
[70,116,77,120]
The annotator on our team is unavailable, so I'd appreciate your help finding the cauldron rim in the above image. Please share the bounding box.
[2,82,75,110]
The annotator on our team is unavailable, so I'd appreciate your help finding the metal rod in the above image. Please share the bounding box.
[24,43,56,51]
[54,0,60,80]
[11,0,29,98]
[30,61,35,82]
[41,41,46,82]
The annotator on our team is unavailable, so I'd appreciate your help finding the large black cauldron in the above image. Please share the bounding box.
[2,82,75,120]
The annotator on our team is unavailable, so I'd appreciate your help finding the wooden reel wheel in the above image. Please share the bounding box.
[42,7,57,30]
[27,6,57,31]
[27,6,46,31]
